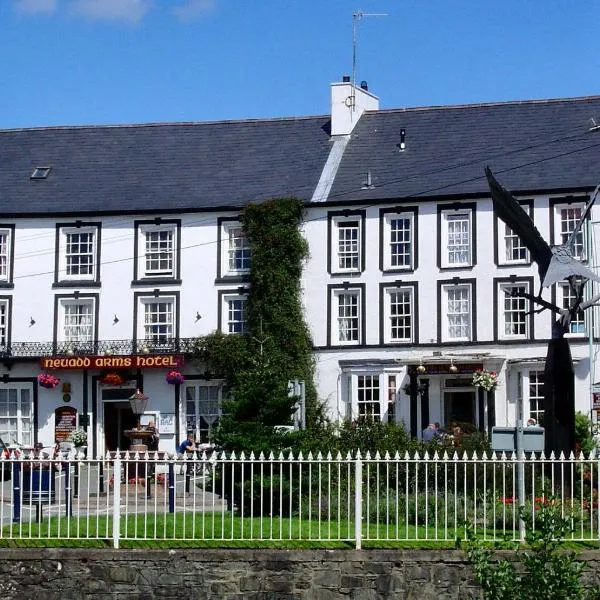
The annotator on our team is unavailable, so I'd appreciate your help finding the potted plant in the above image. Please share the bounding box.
[166,370,185,385]
[100,372,126,386]
[37,373,60,389]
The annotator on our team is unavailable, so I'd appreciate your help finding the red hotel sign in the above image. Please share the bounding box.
[40,354,184,370]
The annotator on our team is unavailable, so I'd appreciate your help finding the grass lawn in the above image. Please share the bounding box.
[1,511,598,549]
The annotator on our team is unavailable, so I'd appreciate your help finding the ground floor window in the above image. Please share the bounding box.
[522,370,544,424]
[185,382,226,443]
[347,372,399,423]
[0,385,33,446]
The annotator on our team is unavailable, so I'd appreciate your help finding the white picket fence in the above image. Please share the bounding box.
[0,450,598,548]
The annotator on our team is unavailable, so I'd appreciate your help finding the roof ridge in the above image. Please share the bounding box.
[370,95,600,115]
[0,113,330,134]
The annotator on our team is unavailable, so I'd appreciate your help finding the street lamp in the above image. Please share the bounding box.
[125,389,151,452]
[129,389,149,430]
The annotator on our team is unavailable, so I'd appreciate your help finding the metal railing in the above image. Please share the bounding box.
[0,450,597,548]
[0,337,200,359]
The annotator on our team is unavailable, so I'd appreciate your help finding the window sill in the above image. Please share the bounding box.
[52,281,101,289]
[0,282,14,289]
[439,265,474,271]
[131,278,182,287]
[329,271,364,278]
[381,267,415,274]
[214,275,250,285]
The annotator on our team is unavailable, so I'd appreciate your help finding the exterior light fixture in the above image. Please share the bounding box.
[416,360,426,374]
[128,389,149,430]
[449,360,458,373]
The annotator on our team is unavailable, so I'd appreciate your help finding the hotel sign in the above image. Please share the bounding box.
[40,354,184,370]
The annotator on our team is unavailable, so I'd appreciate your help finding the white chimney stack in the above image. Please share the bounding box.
[330,76,379,136]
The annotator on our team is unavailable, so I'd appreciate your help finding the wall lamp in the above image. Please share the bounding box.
[29,317,36,327]
[113,315,119,325]
[416,360,426,374]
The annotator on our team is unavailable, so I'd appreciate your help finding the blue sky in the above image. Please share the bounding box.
[2,0,600,128]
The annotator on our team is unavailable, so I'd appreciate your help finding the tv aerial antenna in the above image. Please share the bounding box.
[352,9,387,98]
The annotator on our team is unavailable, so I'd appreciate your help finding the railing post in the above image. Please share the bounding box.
[168,460,175,513]
[112,455,121,549]
[64,458,72,518]
[12,460,21,523]
[355,450,362,550]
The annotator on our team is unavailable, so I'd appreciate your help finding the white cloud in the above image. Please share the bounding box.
[69,0,153,23]
[14,0,57,14]
[173,0,214,21]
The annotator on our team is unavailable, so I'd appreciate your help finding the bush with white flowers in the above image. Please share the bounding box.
[69,428,87,447]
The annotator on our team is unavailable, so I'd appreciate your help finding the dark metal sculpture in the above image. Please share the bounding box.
[485,167,600,455]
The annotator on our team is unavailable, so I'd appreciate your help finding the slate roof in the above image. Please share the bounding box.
[0,117,332,215]
[329,96,600,203]
[2,95,600,216]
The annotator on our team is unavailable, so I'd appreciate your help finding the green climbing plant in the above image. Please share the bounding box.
[193,198,320,453]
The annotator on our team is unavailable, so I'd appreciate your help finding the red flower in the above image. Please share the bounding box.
[38,373,60,389]
[166,370,185,385]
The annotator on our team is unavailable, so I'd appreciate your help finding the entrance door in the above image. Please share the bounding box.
[444,391,476,427]
[102,387,137,452]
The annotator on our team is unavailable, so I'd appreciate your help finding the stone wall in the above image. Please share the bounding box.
[0,548,598,600]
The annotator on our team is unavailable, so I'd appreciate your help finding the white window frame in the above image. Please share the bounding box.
[184,381,225,443]
[518,369,545,425]
[383,212,414,271]
[331,216,362,274]
[553,201,587,260]
[331,288,362,345]
[138,296,176,344]
[383,286,414,343]
[58,226,98,281]
[441,283,473,342]
[138,224,177,279]
[498,282,530,340]
[558,282,586,337]
[220,220,251,277]
[58,297,96,344]
[0,229,12,282]
[0,384,33,446]
[497,203,531,265]
[346,371,399,423]
[441,208,473,268]
[0,299,8,348]
[220,293,249,334]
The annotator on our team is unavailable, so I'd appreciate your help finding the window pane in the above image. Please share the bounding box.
[227,297,248,333]
[389,289,412,341]
[145,229,174,275]
[504,223,528,262]
[66,231,94,277]
[560,206,584,258]
[0,231,8,279]
[0,301,7,346]
[561,284,585,334]
[144,301,173,342]
[64,301,94,342]
[337,292,359,342]
[447,286,470,340]
[446,213,470,265]
[337,221,360,271]
[389,216,412,267]
[502,285,527,337]
[228,227,251,271]
[529,371,544,424]
[357,375,380,420]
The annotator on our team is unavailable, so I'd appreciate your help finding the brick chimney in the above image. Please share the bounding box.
[330,76,379,136]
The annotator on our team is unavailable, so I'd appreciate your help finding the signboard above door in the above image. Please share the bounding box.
[40,354,184,370]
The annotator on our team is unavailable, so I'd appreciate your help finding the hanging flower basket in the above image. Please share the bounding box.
[100,372,126,386]
[38,373,60,389]
[472,369,498,392]
[166,370,185,385]
[69,428,87,447]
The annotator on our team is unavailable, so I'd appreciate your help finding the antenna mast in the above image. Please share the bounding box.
[352,9,387,94]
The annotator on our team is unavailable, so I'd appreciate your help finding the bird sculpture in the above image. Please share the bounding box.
[485,167,600,335]
[485,166,600,290]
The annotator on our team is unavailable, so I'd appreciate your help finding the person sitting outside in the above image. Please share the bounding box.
[422,423,437,442]
[177,432,196,475]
